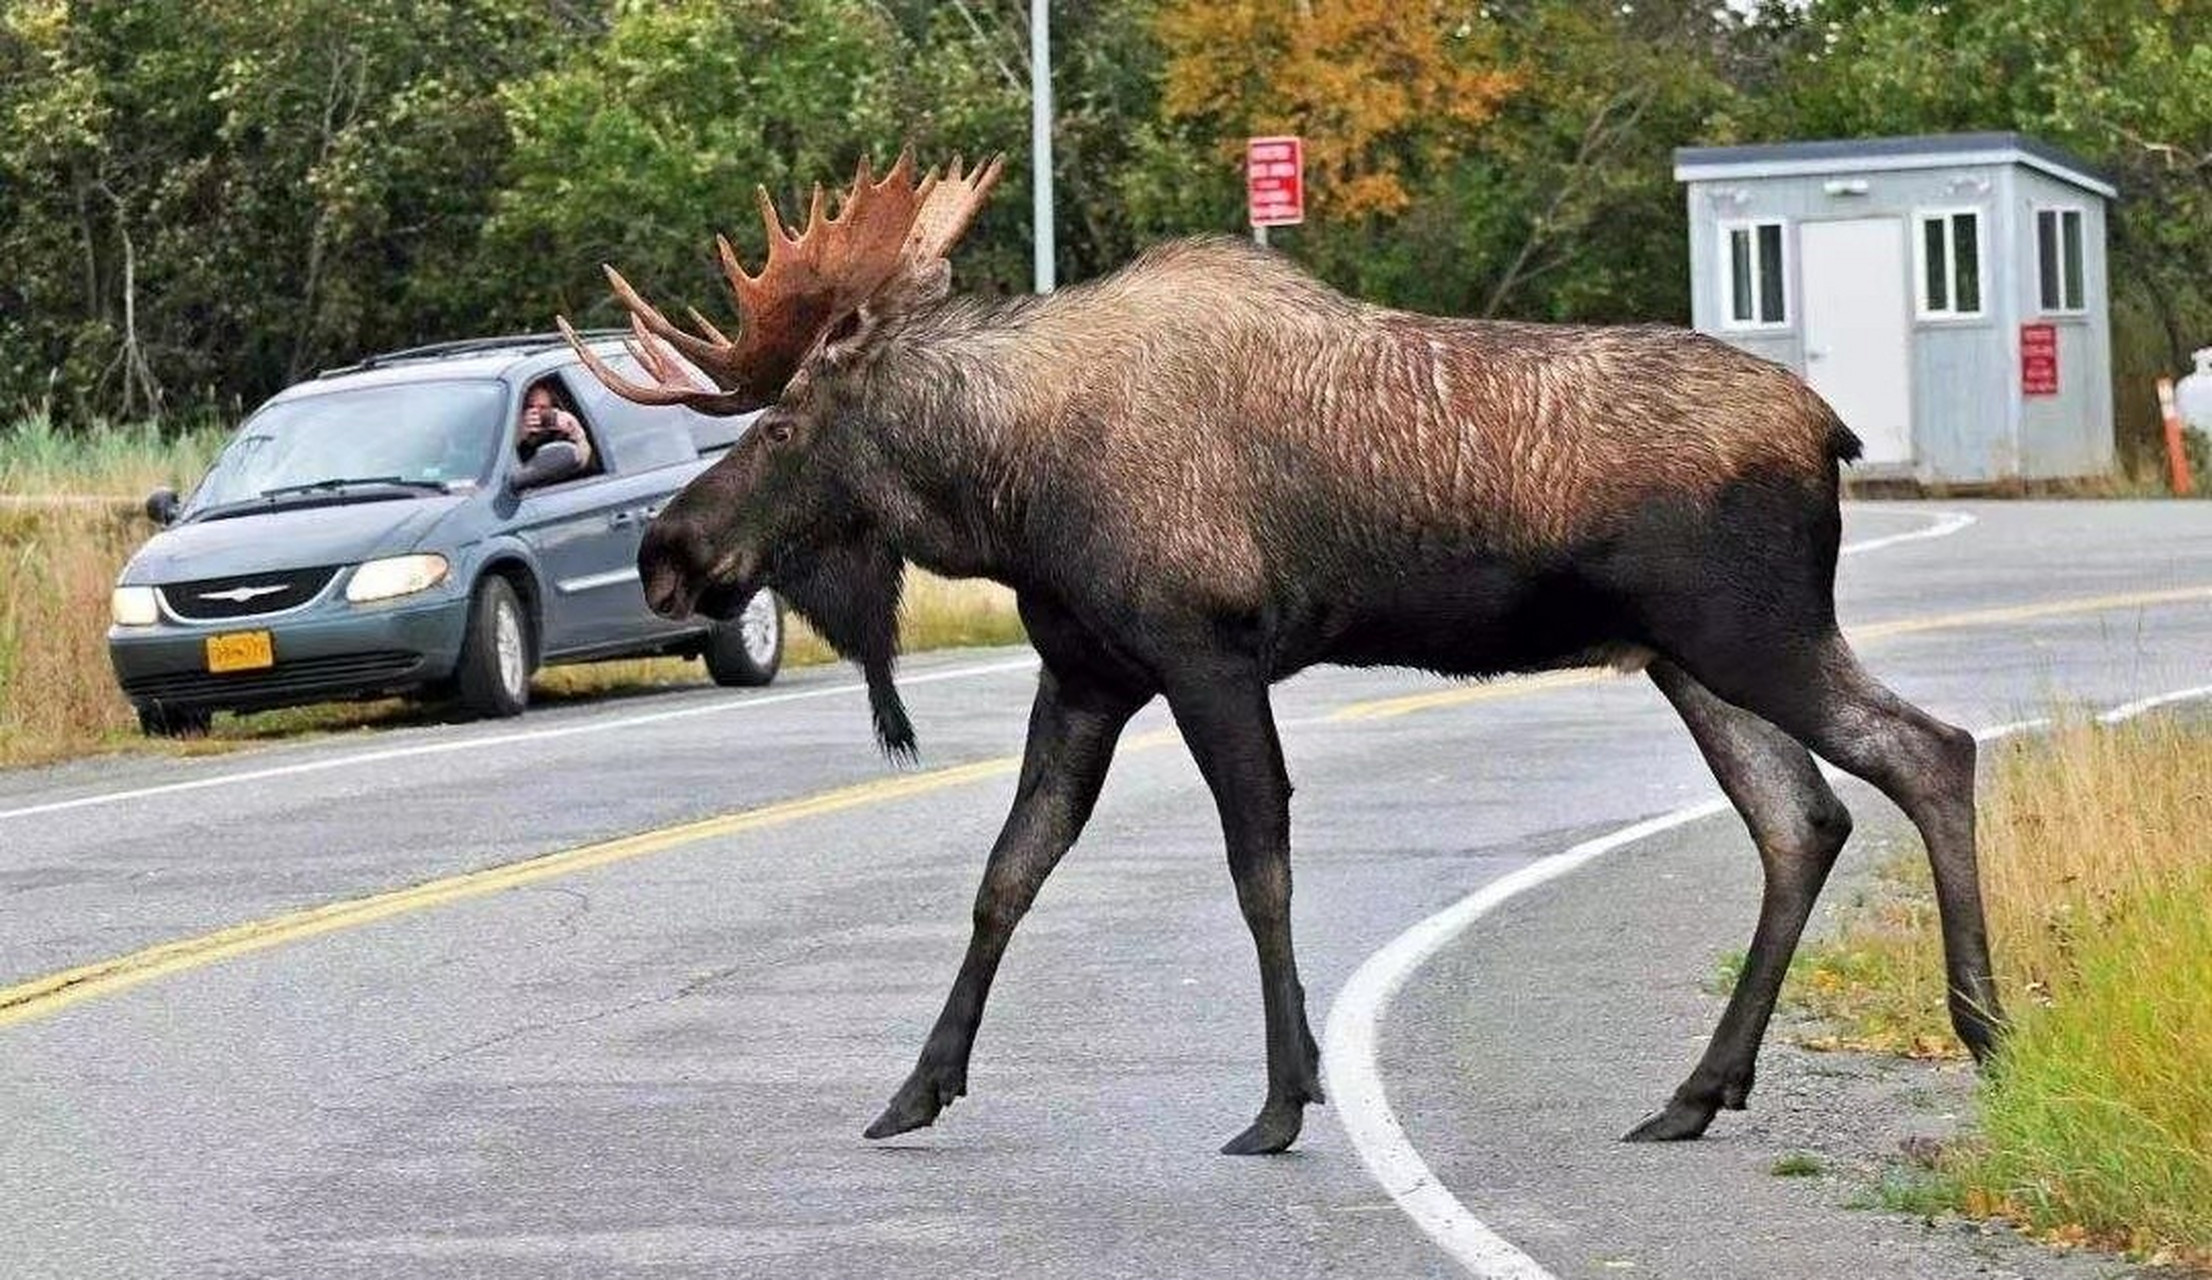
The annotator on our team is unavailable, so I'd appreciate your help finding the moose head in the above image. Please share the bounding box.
[562,151,1003,756]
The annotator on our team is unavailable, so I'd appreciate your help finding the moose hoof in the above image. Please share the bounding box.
[1220,1103,1305,1156]
[1622,1100,1715,1143]
[863,1072,963,1141]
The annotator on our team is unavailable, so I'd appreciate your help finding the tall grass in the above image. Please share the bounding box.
[1789,717,2212,1263]
[0,505,155,760]
[0,411,227,498]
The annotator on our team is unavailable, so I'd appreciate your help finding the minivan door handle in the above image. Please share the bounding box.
[608,510,636,528]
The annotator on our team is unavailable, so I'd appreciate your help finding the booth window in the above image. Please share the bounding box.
[2036,207,2085,313]
[1917,209,1983,319]
[1721,220,1787,328]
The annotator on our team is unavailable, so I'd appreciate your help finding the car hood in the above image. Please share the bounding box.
[123,495,468,584]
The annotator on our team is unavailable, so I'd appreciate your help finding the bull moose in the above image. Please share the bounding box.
[560,151,2002,1156]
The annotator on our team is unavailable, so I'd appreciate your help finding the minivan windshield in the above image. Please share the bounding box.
[188,380,506,513]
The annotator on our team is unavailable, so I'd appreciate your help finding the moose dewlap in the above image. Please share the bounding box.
[564,149,2000,1158]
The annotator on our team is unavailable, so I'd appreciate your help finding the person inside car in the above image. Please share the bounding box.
[515,380,593,486]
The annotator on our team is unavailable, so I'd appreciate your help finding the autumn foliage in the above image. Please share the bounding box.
[1154,0,1519,219]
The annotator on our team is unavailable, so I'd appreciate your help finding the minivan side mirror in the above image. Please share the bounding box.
[504,441,583,495]
[144,487,179,525]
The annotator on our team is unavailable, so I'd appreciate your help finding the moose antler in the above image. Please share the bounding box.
[560,149,1004,415]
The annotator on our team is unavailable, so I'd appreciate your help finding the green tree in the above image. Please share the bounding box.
[0,0,584,421]
[1740,0,2212,462]
[1388,0,1737,322]
[480,0,1028,334]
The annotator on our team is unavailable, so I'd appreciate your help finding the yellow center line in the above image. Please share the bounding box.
[1846,584,2212,640]
[2,586,2207,1030]
[0,757,1019,1028]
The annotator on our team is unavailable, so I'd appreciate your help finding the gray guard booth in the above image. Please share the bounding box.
[1673,133,2116,485]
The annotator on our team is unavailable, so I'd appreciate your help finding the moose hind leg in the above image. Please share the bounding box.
[1625,660,1853,1142]
[1681,632,2005,1064]
[1163,661,1322,1156]
[864,666,1145,1141]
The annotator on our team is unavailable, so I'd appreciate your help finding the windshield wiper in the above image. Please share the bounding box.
[258,475,448,499]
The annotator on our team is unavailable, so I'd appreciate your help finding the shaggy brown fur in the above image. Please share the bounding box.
[779,238,1858,674]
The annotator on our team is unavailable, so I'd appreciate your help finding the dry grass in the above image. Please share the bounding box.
[0,504,159,762]
[1,416,228,761]
[1788,716,2212,1265]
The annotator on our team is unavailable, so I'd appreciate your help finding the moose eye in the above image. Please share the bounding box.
[763,419,794,446]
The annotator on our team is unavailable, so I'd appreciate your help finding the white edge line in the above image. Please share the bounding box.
[0,655,1039,823]
[2095,683,2212,725]
[1837,508,1975,557]
[1320,797,1731,1280]
[1322,686,2209,1279]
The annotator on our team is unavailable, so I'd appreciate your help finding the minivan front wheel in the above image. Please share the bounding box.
[454,576,531,718]
[703,589,783,687]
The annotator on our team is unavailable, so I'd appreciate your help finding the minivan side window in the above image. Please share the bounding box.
[515,375,606,486]
[565,358,758,471]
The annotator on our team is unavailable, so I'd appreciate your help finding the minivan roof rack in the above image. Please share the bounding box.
[318,329,631,378]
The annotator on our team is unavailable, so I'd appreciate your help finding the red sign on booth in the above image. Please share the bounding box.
[2021,323,2059,396]
[1246,136,1304,228]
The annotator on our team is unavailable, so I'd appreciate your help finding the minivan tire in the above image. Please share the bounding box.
[454,576,532,718]
[703,589,783,687]
[137,702,213,738]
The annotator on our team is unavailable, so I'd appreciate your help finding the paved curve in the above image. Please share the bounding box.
[1,501,2206,1279]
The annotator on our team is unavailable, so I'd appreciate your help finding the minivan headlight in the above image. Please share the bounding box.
[346,554,450,603]
[111,585,160,626]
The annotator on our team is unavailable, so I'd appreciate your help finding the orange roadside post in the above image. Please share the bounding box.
[2156,377,2194,497]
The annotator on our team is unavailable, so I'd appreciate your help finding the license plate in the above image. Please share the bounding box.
[205,630,274,673]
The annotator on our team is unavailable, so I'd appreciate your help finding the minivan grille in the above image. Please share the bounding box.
[161,566,340,620]
[121,650,422,707]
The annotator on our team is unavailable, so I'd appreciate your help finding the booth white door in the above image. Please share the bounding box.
[1800,218,1913,464]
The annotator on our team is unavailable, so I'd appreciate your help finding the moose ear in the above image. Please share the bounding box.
[819,259,952,363]
[874,258,952,317]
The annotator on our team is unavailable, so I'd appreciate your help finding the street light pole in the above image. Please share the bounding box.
[1030,0,1054,294]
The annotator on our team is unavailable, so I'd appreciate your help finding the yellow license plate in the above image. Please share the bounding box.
[205,630,274,673]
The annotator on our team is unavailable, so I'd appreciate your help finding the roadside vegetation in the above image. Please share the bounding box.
[0,418,1023,768]
[0,411,228,499]
[1785,716,2212,1267]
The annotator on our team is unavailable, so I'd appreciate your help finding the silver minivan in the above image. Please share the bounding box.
[107,333,782,736]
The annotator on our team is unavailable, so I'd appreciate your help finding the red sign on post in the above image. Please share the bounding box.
[2021,323,2059,396]
[1246,136,1304,228]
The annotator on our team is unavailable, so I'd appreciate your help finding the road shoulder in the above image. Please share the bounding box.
[1376,787,2145,1280]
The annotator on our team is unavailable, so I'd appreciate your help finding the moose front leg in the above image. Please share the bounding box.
[864,666,1145,1140]
[1163,661,1323,1155]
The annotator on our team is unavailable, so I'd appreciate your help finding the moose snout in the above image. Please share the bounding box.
[638,514,758,620]
[637,518,709,619]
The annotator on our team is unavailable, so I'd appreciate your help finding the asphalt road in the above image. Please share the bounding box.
[2,501,2207,1279]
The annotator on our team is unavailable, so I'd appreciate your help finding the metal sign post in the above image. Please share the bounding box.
[1031,0,1054,293]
